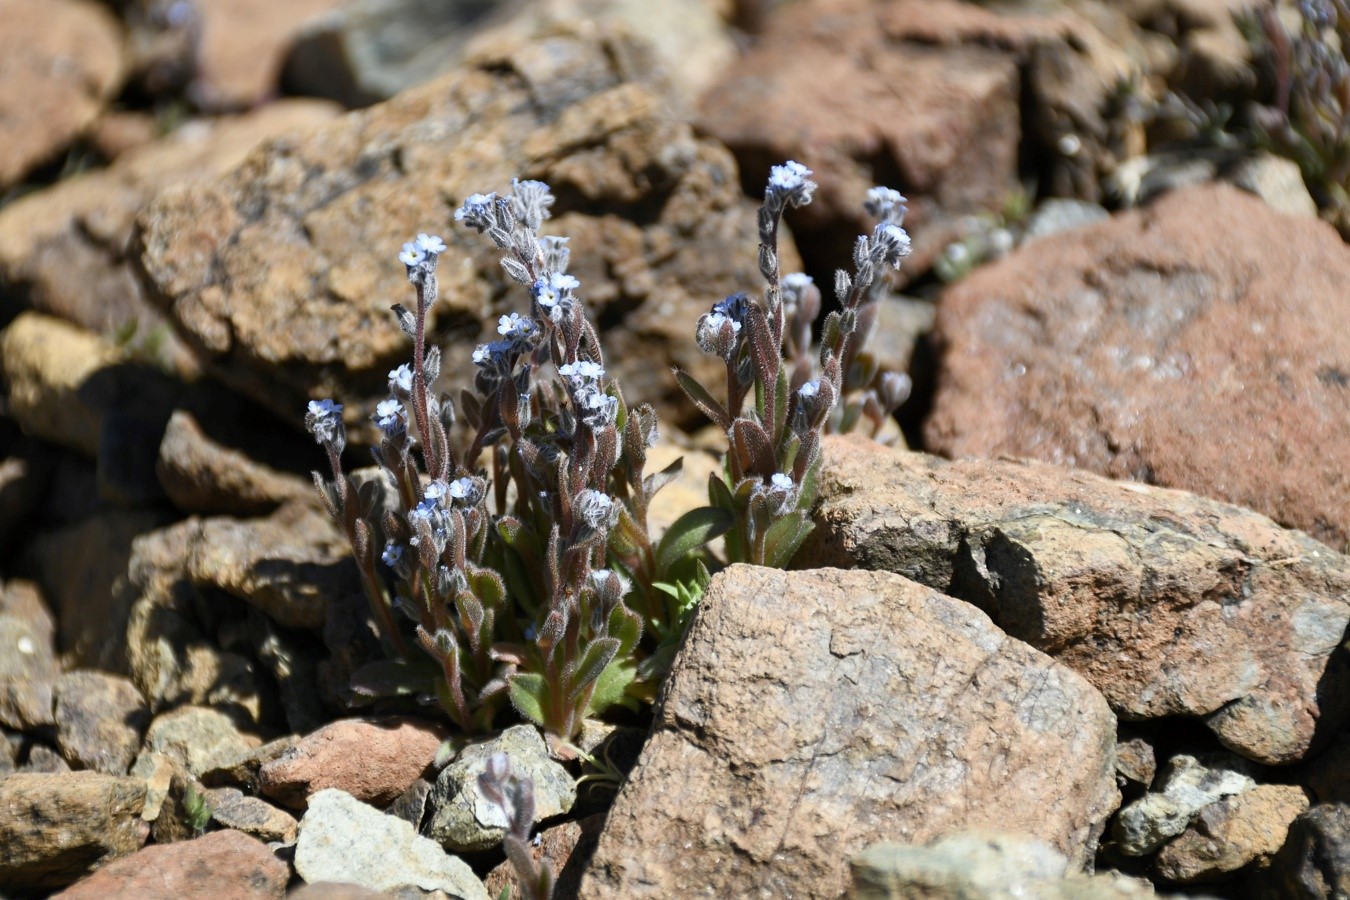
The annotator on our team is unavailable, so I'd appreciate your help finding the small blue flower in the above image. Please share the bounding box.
[374,398,406,436]
[448,477,474,501]
[388,364,413,394]
[424,481,448,503]
[415,233,446,255]
[497,312,536,341]
[769,160,812,192]
[454,193,496,231]
[382,542,403,567]
[410,498,438,520]
[798,380,820,399]
[575,489,616,530]
[864,187,906,219]
[472,340,513,368]
[771,473,794,491]
[558,360,604,383]
[305,399,344,445]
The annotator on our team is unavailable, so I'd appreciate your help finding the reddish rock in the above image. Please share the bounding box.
[0,0,124,187]
[582,566,1119,897]
[484,814,604,900]
[54,670,149,775]
[135,26,783,433]
[1155,784,1310,882]
[53,829,289,899]
[925,183,1350,551]
[801,435,1350,765]
[699,0,1132,278]
[259,717,447,810]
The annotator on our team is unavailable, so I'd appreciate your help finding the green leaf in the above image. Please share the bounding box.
[508,673,546,726]
[643,456,683,500]
[674,368,730,431]
[568,637,620,702]
[762,511,815,569]
[588,657,639,716]
[655,506,733,574]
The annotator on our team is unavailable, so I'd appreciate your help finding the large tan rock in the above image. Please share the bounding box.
[0,772,148,892]
[925,184,1350,551]
[0,101,339,366]
[802,435,1350,766]
[0,0,124,188]
[136,26,781,432]
[157,409,312,515]
[1155,783,1310,882]
[582,566,1119,898]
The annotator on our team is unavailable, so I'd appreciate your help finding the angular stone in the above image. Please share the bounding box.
[582,566,1119,897]
[800,435,1350,765]
[201,735,302,794]
[0,0,124,187]
[1263,802,1350,898]
[1113,754,1255,857]
[925,183,1350,551]
[0,611,56,731]
[22,744,72,775]
[295,788,489,899]
[0,772,148,892]
[54,670,149,775]
[185,501,358,631]
[143,706,263,777]
[52,829,289,899]
[0,313,119,457]
[259,716,446,810]
[157,409,312,515]
[206,787,300,844]
[0,102,339,369]
[700,0,1130,279]
[136,26,778,431]
[1155,783,1310,882]
[425,724,576,854]
[284,0,733,108]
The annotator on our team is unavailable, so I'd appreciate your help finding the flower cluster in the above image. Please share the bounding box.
[676,161,913,565]
[307,179,731,747]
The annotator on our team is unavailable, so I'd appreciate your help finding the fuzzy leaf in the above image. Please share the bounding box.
[655,506,732,574]
[587,656,638,716]
[674,369,730,431]
[507,673,546,726]
[732,419,775,476]
[763,511,815,569]
[568,637,620,702]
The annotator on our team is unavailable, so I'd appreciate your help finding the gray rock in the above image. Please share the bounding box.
[200,735,302,794]
[142,706,262,777]
[850,832,1164,899]
[206,786,299,844]
[1115,734,1157,794]
[1228,152,1318,219]
[581,567,1119,898]
[1114,754,1255,857]
[425,724,576,853]
[0,771,148,892]
[53,670,149,775]
[296,788,489,898]
[1023,198,1110,241]
[21,744,71,774]
[1155,783,1309,883]
[1264,802,1350,898]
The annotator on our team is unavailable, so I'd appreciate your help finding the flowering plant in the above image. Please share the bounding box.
[306,165,911,746]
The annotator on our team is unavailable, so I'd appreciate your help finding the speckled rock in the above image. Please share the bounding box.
[800,434,1350,765]
[1114,754,1256,857]
[0,0,125,187]
[157,410,312,515]
[53,671,148,775]
[1155,783,1310,882]
[0,772,148,892]
[425,724,576,854]
[136,26,783,432]
[206,786,299,844]
[925,183,1350,551]
[0,610,56,731]
[142,706,263,777]
[582,566,1119,898]
[53,829,289,899]
[1263,802,1350,898]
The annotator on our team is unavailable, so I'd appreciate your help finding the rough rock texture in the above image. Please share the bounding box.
[142,706,263,777]
[191,0,349,110]
[1263,802,1350,898]
[185,501,356,631]
[800,435,1350,765]
[0,772,148,892]
[1154,783,1310,882]
[205,787,299,843]
[582,566,1119,898]
[700,0,1132,279]
[259,716,446,810]
[295,788,490,899]
[136,26,781,431]
[0,609,57,731]
[53,670,149,775]
[52,829,289,899]
[157,410,312,515]
[0,0,125,187]
[0,102,339,370]
[284,0,734,108]
[850,832,1162,900]
[425,724,577,853]
[925,184,1350,551]
[200,735,301,793]
[1113,754,1256,857]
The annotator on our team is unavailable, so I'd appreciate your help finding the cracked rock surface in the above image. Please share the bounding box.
[581,565,1118,898]
[801,434,1350,765]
